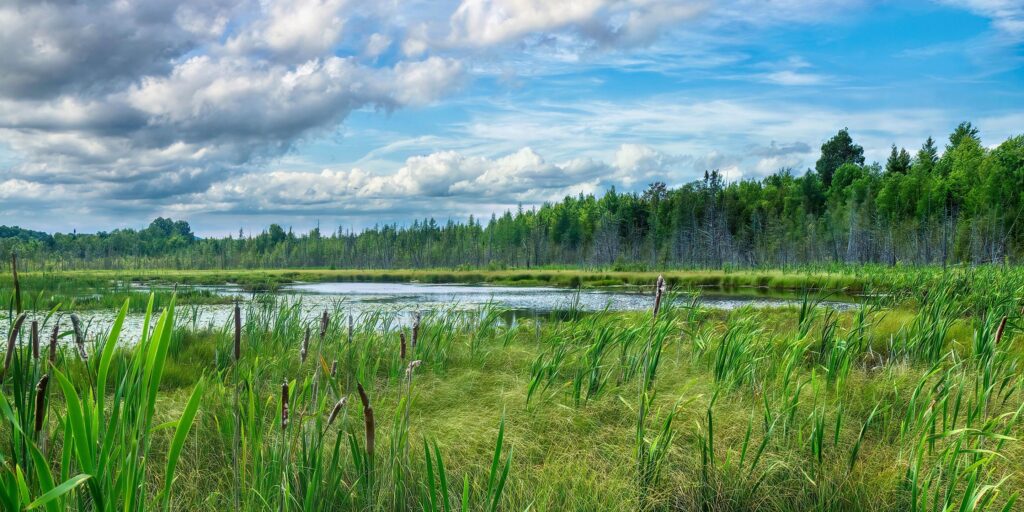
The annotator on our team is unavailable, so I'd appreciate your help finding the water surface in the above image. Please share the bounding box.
[4,281,857,345]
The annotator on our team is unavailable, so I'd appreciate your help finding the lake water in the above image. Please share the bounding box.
[3,281,858,345]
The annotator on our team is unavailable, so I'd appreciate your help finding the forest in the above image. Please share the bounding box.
[3,122,1023,271]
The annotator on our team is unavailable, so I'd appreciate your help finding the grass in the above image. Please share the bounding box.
[2,264,1024,510]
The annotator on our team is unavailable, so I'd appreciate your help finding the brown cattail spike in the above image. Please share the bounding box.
[48,321,59,364]
[320,310,330,340]
[3,313,27,381]
[330,360,338,377]
[653,275,666,320]
[412,312,420,348]
[995,316,1008,345]
[400,332,406,360]
[30,320,39,359]
[357,383,375,458]
[34,374,49,433]
[327,397,347,427]
[281,380,290,430]
[233,301,242,362]
[69,314,87,362]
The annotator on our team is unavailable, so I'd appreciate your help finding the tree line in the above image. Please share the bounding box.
[3,122,1023,271]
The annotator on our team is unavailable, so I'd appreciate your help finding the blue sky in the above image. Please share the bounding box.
[0,0,1021,235]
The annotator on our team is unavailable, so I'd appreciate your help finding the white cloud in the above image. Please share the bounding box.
[365,33,392,57]
[0,0,1020,233]
[448,0,611,46]
[2,44,463,198]
[936,0,1024,41]
[226,0,349,61]
[443,0,710,51]
[191,144,681,216]
[756,70,828,86]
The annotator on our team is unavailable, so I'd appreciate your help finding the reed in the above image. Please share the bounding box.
[2,265,1023,510]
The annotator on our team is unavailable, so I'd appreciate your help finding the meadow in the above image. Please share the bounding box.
[2,264,1024,511]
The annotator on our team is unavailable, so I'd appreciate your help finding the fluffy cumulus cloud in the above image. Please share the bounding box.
[191,144,688,219]
[0,0,1021,232]
[0,0,728,230]
[0,0,464,209]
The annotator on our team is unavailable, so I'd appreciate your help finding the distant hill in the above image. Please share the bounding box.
[0,225,53,244]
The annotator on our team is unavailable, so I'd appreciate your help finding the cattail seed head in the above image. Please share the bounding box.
[233,300,242,362]
[653,275,666,320]
[330,360,338,377]
[301,327,310,363]
[400,332,406,360]
[281,380,289,431]
[405,359,422,380]
[3,312,26,381]
[412,312,420,348]
[320,310,330,340]
[995,316,1008,345]
[347,314,353,344]
[48,321,59,364]
[327,397,347,427]
[34,374,49,433]
[30,319,40,359]
[357,383,374,457]
[69,314,87,362]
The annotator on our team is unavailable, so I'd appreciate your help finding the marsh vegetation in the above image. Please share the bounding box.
[2,263,1024,510]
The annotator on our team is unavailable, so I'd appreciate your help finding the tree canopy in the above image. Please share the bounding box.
[4,123,1023,270]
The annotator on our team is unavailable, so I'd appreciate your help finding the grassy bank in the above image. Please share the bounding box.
[2,268,1024,510]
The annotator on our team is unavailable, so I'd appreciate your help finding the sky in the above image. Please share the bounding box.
[0,0,1022,236]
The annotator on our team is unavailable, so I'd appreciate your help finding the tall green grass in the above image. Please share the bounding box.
[4,262,1024,510]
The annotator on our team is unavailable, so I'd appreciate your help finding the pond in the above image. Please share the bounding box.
[3,281,859,345]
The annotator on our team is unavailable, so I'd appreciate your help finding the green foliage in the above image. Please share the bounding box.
[816,128,865,188]
[5,269,1024,510]
[3,124,1024,269]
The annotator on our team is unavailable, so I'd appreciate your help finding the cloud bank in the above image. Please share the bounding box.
[0,0,1020,234]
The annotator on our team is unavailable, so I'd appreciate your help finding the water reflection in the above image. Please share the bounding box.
[4,281,857,346]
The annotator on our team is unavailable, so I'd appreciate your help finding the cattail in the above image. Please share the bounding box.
[357,383,374,458]
[405,360,422,380]
[233,300,242,362]
[281,380,289,431]
[11,251,21,315]
[400,332,406,360]
[327,397,347,427]
[411,312,420,348]
[301,327,310,363]
[347,314,353,344]
[653,275,666,320]
[48,321,59,364]
[330,360,338,377]
[995,316,1008,345]
[2,312,26,381]
[320,310,330,340]
[34,374,49,433]
[30,320,39,359]
[69,314,87,362]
